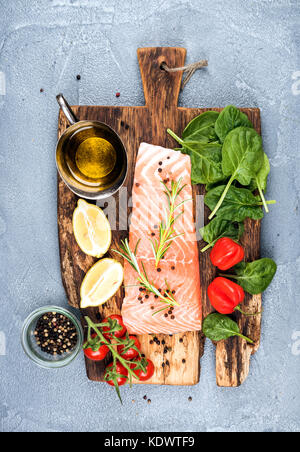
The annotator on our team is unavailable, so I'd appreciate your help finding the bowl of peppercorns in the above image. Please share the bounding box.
[21,306,84,368]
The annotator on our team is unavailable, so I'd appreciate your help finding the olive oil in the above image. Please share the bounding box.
[75,137,117,179]
[59,123,126,191]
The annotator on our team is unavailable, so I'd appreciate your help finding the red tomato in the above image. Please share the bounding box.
[83,334,109,361]
[105,362,128,387]
[117,336,141,360]
[130,358,155,381]
[103,315,127,340]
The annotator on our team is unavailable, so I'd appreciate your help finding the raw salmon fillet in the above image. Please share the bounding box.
[122,143,202,335]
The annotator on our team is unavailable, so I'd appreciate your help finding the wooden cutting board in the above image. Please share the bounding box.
[58,47,262,386]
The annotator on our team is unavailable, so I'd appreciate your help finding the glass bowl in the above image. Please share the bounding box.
[21,306,84,369]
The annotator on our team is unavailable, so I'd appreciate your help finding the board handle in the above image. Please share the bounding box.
[137,47,186,109]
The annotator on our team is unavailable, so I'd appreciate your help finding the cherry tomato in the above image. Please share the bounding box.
[117,335,141,360]
[105,362,128,387]
[103,315,127,340]
[83,334,109,362]
[130,358,155,381]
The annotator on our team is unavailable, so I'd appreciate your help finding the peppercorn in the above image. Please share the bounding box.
[34,312,77,356]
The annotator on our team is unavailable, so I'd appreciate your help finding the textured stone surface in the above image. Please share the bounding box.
[0,0,300,433]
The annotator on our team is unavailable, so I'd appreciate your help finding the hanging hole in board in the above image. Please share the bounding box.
[160,62,168,71]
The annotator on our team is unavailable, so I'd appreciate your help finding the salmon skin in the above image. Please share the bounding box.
[122,143,202,335]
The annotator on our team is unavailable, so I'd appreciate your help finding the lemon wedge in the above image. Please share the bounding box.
[73,199,111,258]
[80,258,124,308]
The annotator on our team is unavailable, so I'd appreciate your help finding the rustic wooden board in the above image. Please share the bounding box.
[58,47,262,386]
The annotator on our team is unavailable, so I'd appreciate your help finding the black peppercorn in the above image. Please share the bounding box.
[34,312,77,357]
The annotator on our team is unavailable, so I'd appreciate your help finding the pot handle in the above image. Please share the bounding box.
[56,94,78,125]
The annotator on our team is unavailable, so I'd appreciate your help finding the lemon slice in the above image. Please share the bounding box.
[80,258,124,308]
[73,199,112,258]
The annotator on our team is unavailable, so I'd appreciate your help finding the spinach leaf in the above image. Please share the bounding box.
[200,217,244,252]
[215,105,253,143]
[249,153,271,213]
[167,133,225,185]
[203,313,254,343]
[228,258,277,295]
[205,185,267,222]
[185,142,224,185]
[182,111,220,143]
[208,127,264,219]
[167,111,223,185]
[205,178,230,192]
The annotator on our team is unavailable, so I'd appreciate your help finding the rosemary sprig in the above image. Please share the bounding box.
[150,178,190,267]
[113,239,179,312]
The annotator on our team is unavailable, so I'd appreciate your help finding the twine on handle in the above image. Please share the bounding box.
[161,60,208,90]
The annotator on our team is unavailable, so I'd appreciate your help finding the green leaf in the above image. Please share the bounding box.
[182,111,220,143]
[249,153,271,213]
[205,178,230,192]
[251,153,270,192]
[208,127,264,219]
[180,142,224,185]
[200,217,244,252]
[230,258,277,295]
[205,185,264,222]
[203,313,254,343]
[222,127,264,186]
[215,105,253,143]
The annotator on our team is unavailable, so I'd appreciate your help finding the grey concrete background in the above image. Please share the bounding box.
[0,0,299,433]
